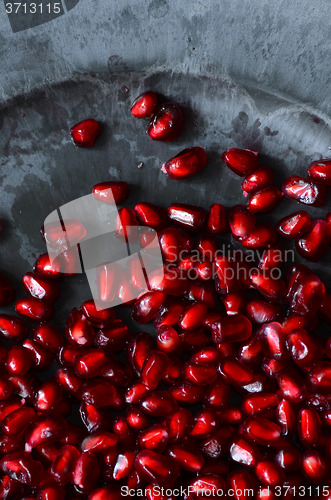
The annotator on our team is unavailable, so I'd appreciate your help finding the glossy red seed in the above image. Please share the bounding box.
[92,181,129,205]
[70,119,101,147]
[242,223,277,249]
[88,486,122,500]
[282,175,326,206]
[22,273,60,303]
[227,469,258,500]
[74,349,107,379]
[258,245,285,273]
[255,460,285,486]
[242,165,275,194]
[126,332,153,377]
[298,408,320,447]
[248,185,283,213]
[222,148,258,177]
[301,450,327,482]
[237,332,264,367]
[296,219,330,262]
[116,207,139,242]
[244,416,281,445]
[158,226,192,262]
[166,408,192,443]
[138,423,168,453]
[140,390,177,417]
[284,263,313,303]
[132,291,166,323]
[277,399,297,436]
[0,475,25,499]
[258,322,288,360]
[222,292,246,315]
[189,408,219,438]
[229,205,256,241]
[182,362,217,386]
[33,253,62,280]
[242,393,279,415]
[250,270,286,303]
[229,435,260,468]
[32,323,63,354]
[0,451,44,486]
[141,351,169,390]
[94,319,130,354]
[195,234,218,261]
[131,91,158,118]
[22,340,54,370]
[149,266,188,296]
[113,450,135,480]
[178,302,207,330]
[167,444,205,472]
[282,312,318,335]
[147,102,183,142]
[95,262,123,303]
[81,431,117,456]
[1,407,35,437]
[34,380,62,412]
[287,328,324,369]
[0,272,15,307]
[0,315,27,342]
[72,451,101,493]
[156,325,181,355]
[212,314,252,343]
[167,203,206,234]
[134,202,167,231]
[220,356,253,386]
[78,379,116,408]
[276,367,307,403]
[36,482,65,500]
[206,203,229,234]
[276,210,312,239]
[162,147,207,179]
[5,345,31,376]
[54,367,82,398]
[199,425,235,459]
[25,415,68,451]
[307,158,331,185]
[289,274,325,317]
[246,299,283,324]
[65,308,95,347]
[125,407,150,433]
[214,255,241,294]
[275,447,301,472]
[15,298,53,323]
[135,450,180,486]
[187,474,226,497]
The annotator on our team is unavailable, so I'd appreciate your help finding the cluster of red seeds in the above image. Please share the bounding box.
[0,91,331,499]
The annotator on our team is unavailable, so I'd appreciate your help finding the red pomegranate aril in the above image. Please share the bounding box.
[301,450,327,482]
[187,279,217,309]
[147,102,183,142]
[248,185,283,213]
[149,266,188,296]
[72,451,101,494]
[250,270,286,303]
[94,319,130,354]
[167,444,205,472]
[33,380,62,412]
[229,205,256,241]
[200,460,229,478]
[296,219,330,262]
[258,245,285,273]
[0,451,44,486]
[199,425,235,459]
[220,356,253,386]
[33,253,62,280]
[195,259,213,280]
[101,356,132,387]
[166,408,192,443]
[244,416,281,445]
[158,227,191,263]
[203,379,230,411]
[126,332,153,377]
[65,308,95,347]
[195,235,218,262]
[113,450,135,480]
[275,447,301,472]
[156,325,181,355]
[212,314,252,343]
[168,382,204,405]
[237,332,264,367]
[306,361,331,393]
[125,407,150,433]
[88,485,123,500]
[277,399,297,436]
[58,343,82,367]
[22,273,60,303]
[222,148,258,177]
[141,351,169,390]
[298,408,321,447]
[206,203,229,234]
[242,393,279,416]
[0,397,23,421]
[167,203,206,234]
[131,91,158,118]
[276,367,307,403]
[25,415,68,451]
[0,314,28,342]
[134,202,167,231]
[36,482,65,500]
[282,175,326,206]
[276,210,312,239]
[229,435,260,468]
[214,255,241,294]
[140,390,177,417]
[74,349,107,379]
[162,147,207,180]
[22,340,54,371]
[282,313,318,335]
[307,158,331,185]
[242,224,277,249]
[242,165,275,194]
[284,263,313,302]
[92,180,129,205]
[79,379,116,408]
[7,373,37,401]
[81,431,117,456]
[5,345,31,376]
[15,298,53,323]
[190,346,220,365]
[0,474,25,499]
[33,324,63,354]
[135,449,180,486]
[287,328,324,369]
[70,119,101,147]
[187,474,226,498]
[258,322,288,361]
[116,207,139,242]
[222,292,246,315]
[1,407,35,437]
[132,291,166,324]
[81,300,116,327]
[138,423,168,453]
[95,262,122,303]
[255,460,285,487]
[178,302,208,330]
[182,362,217,386]
[246,300,283,325]
[189,408,219,438]
[79,401,109,433]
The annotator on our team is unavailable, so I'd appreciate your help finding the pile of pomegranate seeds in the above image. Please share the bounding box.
[0,91,331,500]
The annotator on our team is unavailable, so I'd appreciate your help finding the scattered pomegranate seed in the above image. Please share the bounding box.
[167,203,206,234]
[222,148,258,177]
[161,147,207,179]
[307,157,331,185]
[147,103,183,142]
[131,91,158,118]
[276,210,312,239]
[242,165,275,194]
[70,119,101,147]
[282,175,326,206]
[296,219,330,262]
[247,185,283,213]
[92,181,129,204]
[229,205,256,241]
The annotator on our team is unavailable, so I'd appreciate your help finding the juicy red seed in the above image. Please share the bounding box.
[125,407,150,433]
[222,292,246,315]
[33,323,63,354]
[5,345,31,376]
[1,407,35,436]
[247,185,283,213]
[74,349,107,379]
[78,379,116,408]
[258,245,285,273]
[131,91,158,119]
[243,416,281,445]
[258,322,288,361]
[81,431,118,456]
[81,300,116,327]
[246,300,283,324]
[158,226,192,262]
[88,486,122,500]
[289,273,325,317]
[250,269,286,303]
[126,332,153,377]
[277,399,297,436]
[242,223,277,249]
[301,449,327,482]
[22,273,60,303]
[276,210,312,239]
[237,332,264,367]
[166,408,192,443]
[190,346,220,365]
[33,253,62,280]
[206,203,229,234]
[134,450,180,486]
[149,266,188,296]
[242,165,275,194]
[255,460,286,486]
[70,119,101,147]
[222,148,258,177]
[134,202,167,231]
[242,393,279,415]
[204,378,230,410]
[94,319,130,353]
[229,435,260,468]
[298,408,321,447]
[282,312,318,335]
[212,314,252,343]
[36,482,65,500]
[229,205,256,240]
[167,203,206,234]
[161,147,207,179]
[140,390,177,417]
[116,207,139,242]
[138,423,169,453]
[156,325,181,355]
[0,272,15,307]
[15,298,53,323]
[220,356,254,386]
[306,361,331,393]
[132,291,166,324]
[0,451,44,486]
[296,219,330,262]
[147,102,183,142]
[284,263,313,303]
[22,339,54,370]
[0,315,27,342]
[25,415,68,450]
[189,408,219,438]
[287,328,324,369]
[33,380,62,411]
[92,181,129,205]
[188,474,226,497]
[195,234,218,261]
[182,362,217,386]
[282,174,326,206]
[72,451,101,493]
[54,368,83,397]
[275,447,302,471]
[141,351,169,390]
[214,255,241,294]
[167,444,205,472]
[65,308,95,347]
[178,302,207,330]
[307,158,331,185]
[276,367,307,403]
[113,450,135,480]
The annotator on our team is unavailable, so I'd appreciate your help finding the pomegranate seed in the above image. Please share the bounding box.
[33,323,63,354]
[25,415,68,451]
[33,253,62,280]
[167,203,206,234]
[113,450,135,480]
[0,315,27,342]
[298,408,321,447]
[22,340,54,370]
[134,202,167,231]
[242,393,279,415]
[287,329,324,369]
[282,312,318,335]
[229,205,256,241]
[178,302,208,330]
[186,281,216,309]
[284,263,313,303]
[1,407,35,437]
[296,219,330,262]
[141,351,169,390]
[167,443,204,472]
[301,450,327,482]
[168,382,204,405]
[199,426,235,459]
[242,224,277,249]
[22,273,60,303]
[258,245,285,273]
[135,450,180,486]
[307,157,331,185]
[92,181,129,204]
[166,408,192,443]
[36,482,65,500]
[78,379,116,408]
[275,447,301,471]
[125,407,149,432]
[0,272,15,307]
[149,266,188,296]
[244,416,281,445]
[306,361,331,393]
[41,218,86,248]
[132,291,166,323]
[214,255,241,294]
[33,380,62,411]
[226,470,258,500]
[162,147,207,180]
[237,332,264,367]
[195,234,218,261]
[242,165,275,194]
[116,207,139,242]
[222,148,258,177]
[229,435,260,468]
[73,349,107,379]
[54,368,83,398]
[290,274,325,318]
[126,332,153,377]
[0,451,44,486]
[7,373,36,401]
[220,356,253,386]
[282,175,326,206]
[5,345,31,376]
[250,270,286,303]
[276,367,307,403]
[81,431,117,455]
[182,362,217,386]
[65,308,95,347]
[101,355,132,387]
[131,91,158,118]
[212,314,252,343]
[156,325,181,355]
[258,322,288,360]
[246,300,283,324]
[203,378,230,410]
[276,210,311,239]
[81,300,116,327]
[140,390,177,417]
[147,102,183,142]
[15,297,53,323]
[189,408,219,438]
[0,475,25,499]
[255,460,285,486]
[72,451,101,494]
[206,203,229,234]
[158,226,192,262]
[247,185,283,213]
[88,486,122,500]
[138,423,168,453]
[276,400,297,436]
[190,346,219,365]
[70,119,101,147]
